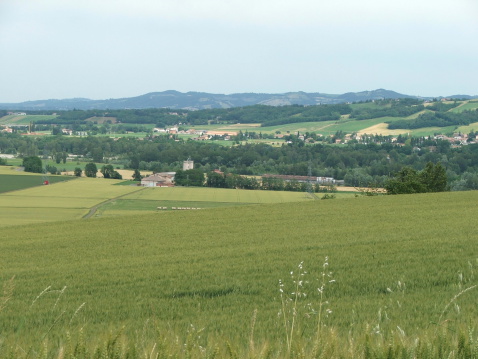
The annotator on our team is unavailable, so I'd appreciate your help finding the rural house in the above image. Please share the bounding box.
[141,172,176,187]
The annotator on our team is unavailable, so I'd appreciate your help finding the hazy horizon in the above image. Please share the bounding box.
[0,88,476,105]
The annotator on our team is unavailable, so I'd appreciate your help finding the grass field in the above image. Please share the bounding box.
[450,100,478,113]
[0,114,57,125]
[188,112,464,138]
[0,177,144,227]
[96,186,325,217]
[0,173,74,193]
[0,170,323,226]
[457,121,478,133]
[1,190,478,357]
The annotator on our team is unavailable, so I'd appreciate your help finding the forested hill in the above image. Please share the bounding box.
[1,89,471,111]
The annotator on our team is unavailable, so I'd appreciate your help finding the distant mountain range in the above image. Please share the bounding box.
[0,89,474,111]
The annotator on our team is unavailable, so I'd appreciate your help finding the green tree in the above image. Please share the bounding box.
[419,162,448,192]
[74,167,82,177]
[385,167,426,194]
[101,164,122,179]
[91,148,103,163]
[174,169,205,187]
[100,164,115,179]
[22,156,43,173]
[385,162,448,194]
[132,169,142,181]
[84,162,97,178]
[206,171,226,188]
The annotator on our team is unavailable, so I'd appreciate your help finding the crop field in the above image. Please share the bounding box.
[0,171,319,226]
[188,112,458,137]
[450,100,478,113]
[95,186,315,216]
[0,190,478,357]
[0,114,57,125]
[457,121,478,134]
[0,177,144,227]
[0,173,73,193]
[122,186,310,203]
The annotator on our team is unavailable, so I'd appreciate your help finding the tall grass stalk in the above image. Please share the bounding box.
[279,261,306,354]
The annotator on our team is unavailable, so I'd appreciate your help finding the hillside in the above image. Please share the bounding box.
[1,189,477,357]
[1,88,472,111]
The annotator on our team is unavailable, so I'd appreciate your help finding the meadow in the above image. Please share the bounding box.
[187,113,467,138]
[0,177,143,227]
[96,186,320,216]
[0,173,73,193]
[450,100,478,113]
[0,170,324,226]
[0,115,57,125]
[1,189,478,357]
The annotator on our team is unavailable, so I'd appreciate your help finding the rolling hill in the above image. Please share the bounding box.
[1,88,473,111]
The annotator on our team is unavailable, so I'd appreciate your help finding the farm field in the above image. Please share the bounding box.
[0,173,74,193]
[122,186,311,203]
[0,170,329,226]
[0,190,477,357]
[456,121,478,133]
[188,112,466,138]
[96,186,335,217]
[450,100,478,113]
[0,114,57,125]
[0,177,144,227]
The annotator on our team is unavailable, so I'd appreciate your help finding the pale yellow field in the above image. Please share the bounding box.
[0,166,36,175]
[62,169,153,179]
[121,186,310,203]
[456,121,478,133]
[0,177,144,227]
[4,177,141,199]
[358,123,408,136]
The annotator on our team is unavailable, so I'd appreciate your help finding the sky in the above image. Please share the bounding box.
[0,0,477,102]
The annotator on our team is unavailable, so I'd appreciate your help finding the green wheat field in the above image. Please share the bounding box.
[1,169,478,358]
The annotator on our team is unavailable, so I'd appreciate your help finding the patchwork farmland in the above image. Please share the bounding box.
[0,166,477,357]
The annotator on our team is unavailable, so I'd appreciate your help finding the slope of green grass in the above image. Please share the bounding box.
[450,100,478,113]
[0,190,477,355]
[0,173,74,193]
[0,177,145,226]
[0,114,57,125]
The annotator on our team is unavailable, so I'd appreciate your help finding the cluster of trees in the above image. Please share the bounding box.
[22,156,43,173]
[14,98,476,134]
[80,163,122,179]
[385,162,448,194]
[173,169,204,187]
[183,170,337,193]
[350,98,425,120]
[4,131,478,191]
[388,110,478,130]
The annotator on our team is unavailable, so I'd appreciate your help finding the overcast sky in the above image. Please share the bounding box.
[0,0,477,102]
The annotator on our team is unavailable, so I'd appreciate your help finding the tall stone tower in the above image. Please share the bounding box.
[183,158,194,171]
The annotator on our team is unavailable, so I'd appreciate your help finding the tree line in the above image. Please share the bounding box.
[4,131,478,191]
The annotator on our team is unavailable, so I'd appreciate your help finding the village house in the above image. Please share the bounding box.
[140,172,176,187]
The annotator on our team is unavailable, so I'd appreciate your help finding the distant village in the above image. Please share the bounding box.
[2,121,478,148]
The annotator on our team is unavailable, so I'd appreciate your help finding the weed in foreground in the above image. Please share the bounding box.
[278,258,334,356]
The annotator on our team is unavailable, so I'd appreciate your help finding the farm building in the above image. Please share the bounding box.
[141,172,176,187]
[262,174,336,185]
[183,159,194,171]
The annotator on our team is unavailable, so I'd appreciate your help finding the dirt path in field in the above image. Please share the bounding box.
[449,100,469,112]
[82,186,146,219]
